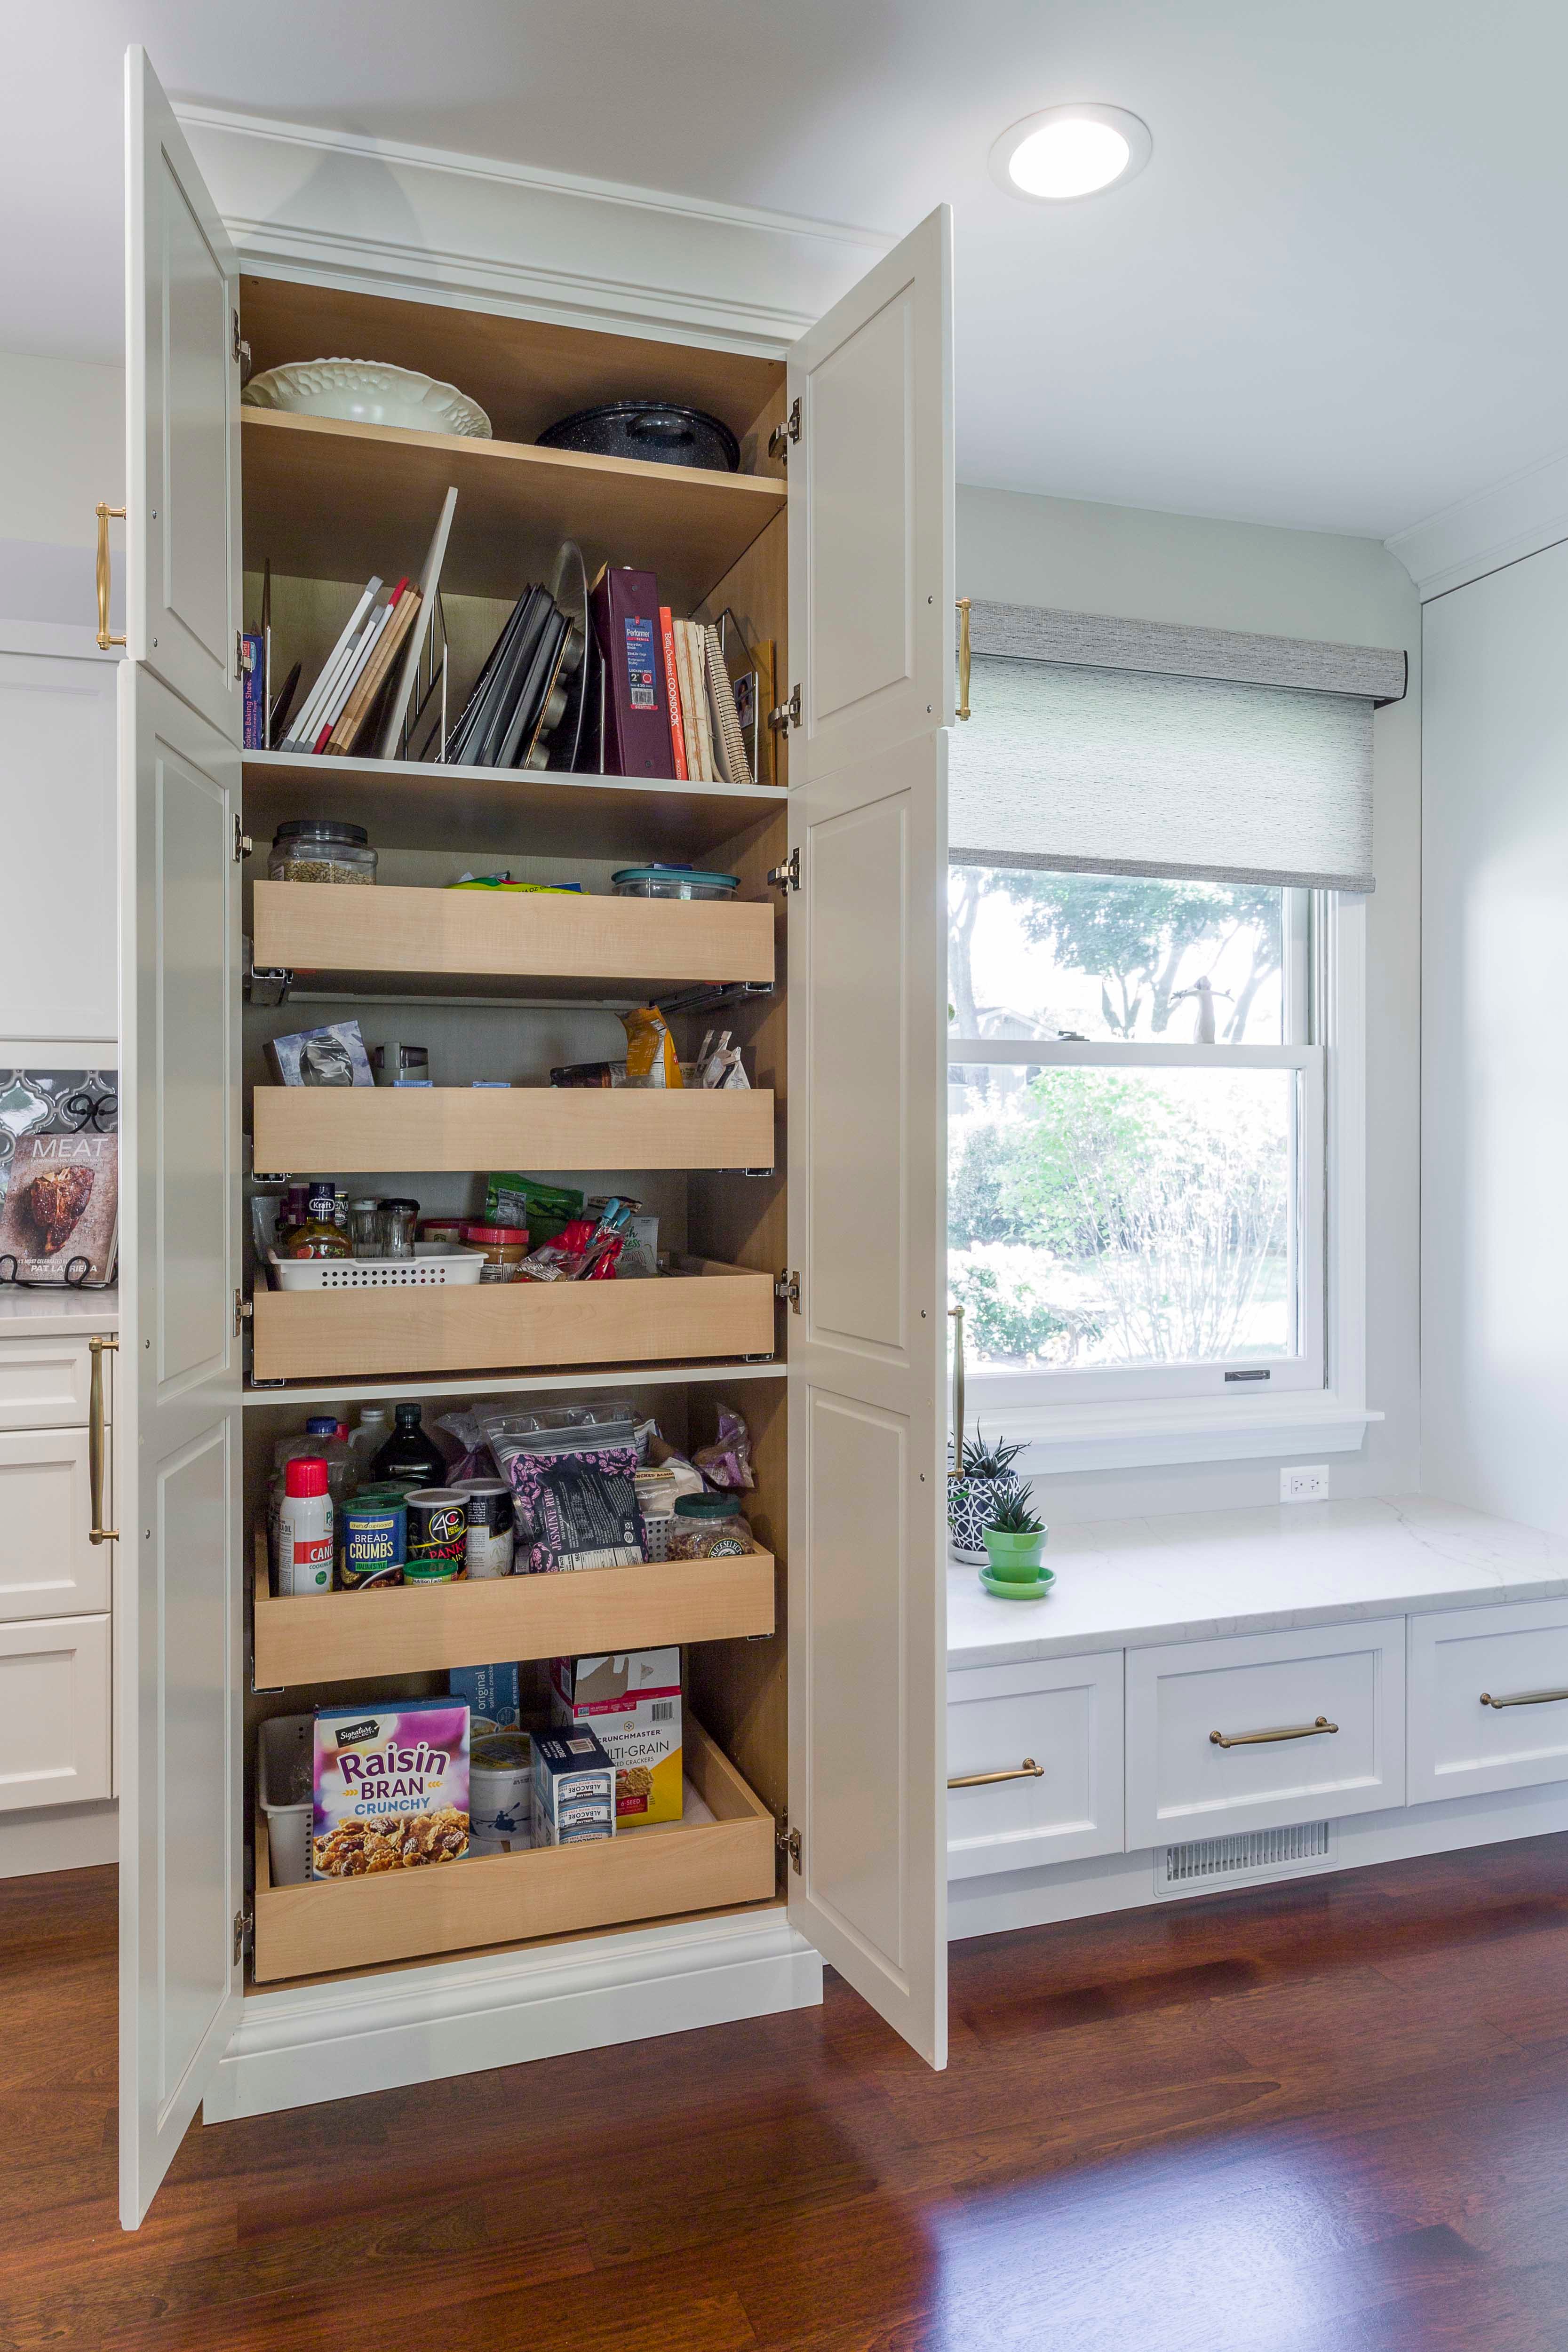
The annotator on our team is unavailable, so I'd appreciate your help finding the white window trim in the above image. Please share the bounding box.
[951,894,1377,1474]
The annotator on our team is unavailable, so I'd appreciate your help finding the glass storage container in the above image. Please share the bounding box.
[611,866,738,901]
[268,818,378,885]
[376,1198,419,1260]
[665,1493,756,1559]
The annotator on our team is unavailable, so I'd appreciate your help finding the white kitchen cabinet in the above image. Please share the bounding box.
[0,1426,111,1621]
[114,45,952,2225]
[1408,1597,1568,1803]
[0,1337,95,1431]
[1125,1619,1406,1847]
[0,1613,111,1810]
[947,1652,1123,1878]
[0,647,118,1047]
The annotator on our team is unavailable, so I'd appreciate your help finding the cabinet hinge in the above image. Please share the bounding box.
[767,846,800,895]
[233,814,253,863]
[232,311,251,373]
[234,1289,253,1335]
[233,1906,253,1963]
[767,397,801,463]
[776,1818,803,1874]
[768,683,801,733]
[775,1269,800,1311]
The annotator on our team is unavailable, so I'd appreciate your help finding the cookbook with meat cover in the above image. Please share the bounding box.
[0,1069,118,1287]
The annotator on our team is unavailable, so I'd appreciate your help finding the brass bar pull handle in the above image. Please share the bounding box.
[948,1303,965,1466]
[88,1335,119,1544]
[955,596,972,720]
[1210,1715,1337,1748]
[947,1757,1043,1789]
[1480,1687,1568,1709]
[96,503,127,649]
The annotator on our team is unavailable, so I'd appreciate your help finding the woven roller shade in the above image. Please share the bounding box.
[949,602,1407,894]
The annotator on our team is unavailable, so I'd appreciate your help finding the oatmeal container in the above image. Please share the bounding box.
[470,1732,533,1851]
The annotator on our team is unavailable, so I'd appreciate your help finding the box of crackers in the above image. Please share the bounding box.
[549,1649,682,1828]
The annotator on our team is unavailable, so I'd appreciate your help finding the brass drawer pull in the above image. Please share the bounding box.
[95,503,127,650]
[88,1335,118,1544]
[955,596,972,720]
[1480,1687,1568,1709]
[1210,1715,1337,1748]
[947,1756,1043,1788]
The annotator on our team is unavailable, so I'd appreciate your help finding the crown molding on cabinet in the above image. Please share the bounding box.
[175,103,895,357]
[1387,444,1568,603]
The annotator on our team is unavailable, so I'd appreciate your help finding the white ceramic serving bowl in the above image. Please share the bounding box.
[242,358,493,438]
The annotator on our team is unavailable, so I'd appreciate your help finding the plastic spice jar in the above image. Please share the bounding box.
[463,1223,530,1282]
[268,818,377,885]
[665,1493,755,1559]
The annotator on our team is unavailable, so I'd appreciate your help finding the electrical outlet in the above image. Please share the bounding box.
[1280,1465,1329,1503]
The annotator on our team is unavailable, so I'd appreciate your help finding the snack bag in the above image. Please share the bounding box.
[692,1405,756,1493]
[620,1006,683,1089]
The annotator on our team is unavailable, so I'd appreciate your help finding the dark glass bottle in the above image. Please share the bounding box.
[368,1401,446,1488]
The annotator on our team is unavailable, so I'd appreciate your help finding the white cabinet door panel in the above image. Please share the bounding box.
[0,1615,111,1810]
[125,45,241,738]
[1409,1599,1568,1803]
[947,1653,1123,1879]
[0,1428,110,1620]
[0,652,118,1041]
[786,207,953,2072]
[1126,1621,1405,1847]
[0,1341,93,1431]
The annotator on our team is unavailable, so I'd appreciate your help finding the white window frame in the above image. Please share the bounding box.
[948,890,1377,1473]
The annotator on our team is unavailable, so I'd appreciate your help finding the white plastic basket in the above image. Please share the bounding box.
[267,1243,487,1291]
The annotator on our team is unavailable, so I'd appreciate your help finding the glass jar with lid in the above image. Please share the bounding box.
[664,1493,755,1559]
[376,1198,419,1260]
[268,818,377,885]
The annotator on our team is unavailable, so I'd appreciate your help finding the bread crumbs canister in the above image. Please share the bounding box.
[338,1488,408,1589]
[403,1488,470,1582]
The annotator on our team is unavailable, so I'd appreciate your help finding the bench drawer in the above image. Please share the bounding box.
[1409,1600,1568,1803]
[0,1339,96,1432]
[947,1652,1123,1878]
[1126,1620,1405,1848]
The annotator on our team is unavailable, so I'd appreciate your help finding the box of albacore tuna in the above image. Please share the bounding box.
[311,1698,470,1877]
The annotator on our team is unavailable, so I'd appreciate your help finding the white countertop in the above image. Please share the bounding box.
[0,1287,118,1341]
[947,1496,1568,1669]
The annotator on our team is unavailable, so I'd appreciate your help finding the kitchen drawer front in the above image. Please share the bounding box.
[1125,1620,1405,1848]
[0,1428,111,1620]
[947,1653,1124,1879]
[0,1339,96,1431]
[1409,1599,1568,1803]
[0,1614,111,1810]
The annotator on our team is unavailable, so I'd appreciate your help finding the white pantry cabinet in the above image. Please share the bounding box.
[113,47,952,2226]
[0,645,119,1047]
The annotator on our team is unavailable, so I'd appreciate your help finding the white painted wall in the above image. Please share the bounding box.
[0,350,124,627]
[1421,540,1568,1530]
[957,484,1423,1520]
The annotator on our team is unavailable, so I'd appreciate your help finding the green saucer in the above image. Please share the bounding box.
[979,1566,1055,1601]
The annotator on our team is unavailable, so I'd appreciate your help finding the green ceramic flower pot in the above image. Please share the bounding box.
[982,1526,1049,1581]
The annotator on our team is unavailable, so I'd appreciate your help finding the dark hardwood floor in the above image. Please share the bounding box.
[6,1836,1568,2351]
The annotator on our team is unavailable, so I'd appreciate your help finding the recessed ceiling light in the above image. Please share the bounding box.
[990,103,1152,203]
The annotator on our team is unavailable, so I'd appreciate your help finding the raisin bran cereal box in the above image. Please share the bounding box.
[549,1647,683,1827]
[312,1698,470,1878]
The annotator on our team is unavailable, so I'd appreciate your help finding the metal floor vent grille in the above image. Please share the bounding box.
[1160,1820,1333,1895]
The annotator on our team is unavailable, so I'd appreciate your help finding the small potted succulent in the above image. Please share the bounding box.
[981,1487,1051,1590]
[947,1426,1027,1564]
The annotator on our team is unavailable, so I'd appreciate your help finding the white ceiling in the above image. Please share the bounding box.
[16,0,1568,537]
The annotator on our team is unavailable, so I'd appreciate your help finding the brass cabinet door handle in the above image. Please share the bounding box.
[1480,1687,1568,1709]
[88,1335,118,1543]
[947,1756,1043,1788]
[955,596,972,720]
[96,503,127,649]
[1210,1716,1337,1748]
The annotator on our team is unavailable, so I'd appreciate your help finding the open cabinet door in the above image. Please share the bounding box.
[118,46,245,2230]
[784,208,954,2066]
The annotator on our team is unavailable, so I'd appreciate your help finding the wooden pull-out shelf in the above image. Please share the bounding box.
[252,1719,777,1982]
[253,1083,775,1176]
[250,1258,775,1382]
[252,1544,776,1685]
[241,407,785,612]
[251,880,774,997]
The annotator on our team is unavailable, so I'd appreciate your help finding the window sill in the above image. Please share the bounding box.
[971,1395,1384,1478]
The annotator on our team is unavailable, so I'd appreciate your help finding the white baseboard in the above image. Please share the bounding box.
[0,1799,116,1879]
[947,1779,1568,1939]
[205,1906,822,2123]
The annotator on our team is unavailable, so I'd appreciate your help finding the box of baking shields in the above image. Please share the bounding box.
[549,1648,682,1826]
[311,1698,470,1878]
